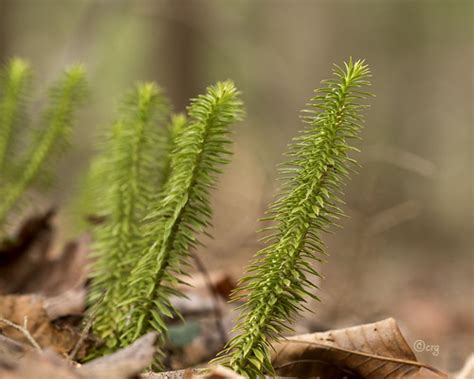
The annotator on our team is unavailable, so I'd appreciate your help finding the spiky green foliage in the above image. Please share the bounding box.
[160,113,186,187]
[87,82,170,352]
[78,85,171,224]
[0,58,32,173]
[215,59,372,377]
[117,81,243,359]
[0,63,87,230]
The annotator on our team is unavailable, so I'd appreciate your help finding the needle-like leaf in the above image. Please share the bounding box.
[0,58,32,173]
[0,64,87,228]
[118,81,243,366]
[87,82,170,353]
[215,59,372,378]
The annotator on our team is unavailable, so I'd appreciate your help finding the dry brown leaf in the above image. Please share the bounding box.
[24,236,90,296]
[0,350,82,379]
[141,369,196,379]
[0,210,55,265]
[455,353,474,379]
[180,271,236,301]
[140,368,239,379]
[0,333,158,379]
[43,288,87,319]
[0,211,90,297]
[272,318,449,378]
[0,210,55,294]
[194,366,245,379]
[79,332,157,379]
[0,294,89,358]
[0,334,30,362]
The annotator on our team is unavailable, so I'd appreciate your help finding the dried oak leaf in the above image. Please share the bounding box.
[0,210,55,294]
[0,350,82,379]
[455,353,474,379]
[180,270,237,301]
[23,235,90,297]
[0,294,89,358]
[0,210,90,298]
[140,369,196,379]
[0,333,157,379]
[271,318,449,379]
[43,287,87,320]
[0,334,29,362]
[79,332,158,378]
[144,367,243,379]
[194,366,245,379]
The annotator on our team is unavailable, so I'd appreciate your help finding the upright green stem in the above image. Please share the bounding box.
[87,83,169,353]
[117,82,242,365]
[0,58,31,172]
[216,59,372,378]
[0,65,86,227]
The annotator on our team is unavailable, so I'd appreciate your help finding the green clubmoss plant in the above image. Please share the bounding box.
[160,113,187,187]
[215,59,372,377]
[117,81,243,361]
[0,58,32,173]
[0,60,87,230]
[87,82,170,352]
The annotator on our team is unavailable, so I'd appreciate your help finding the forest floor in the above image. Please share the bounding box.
[0,210,472,378]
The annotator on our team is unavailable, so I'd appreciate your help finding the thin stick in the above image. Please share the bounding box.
[69,289,107,360]
[68,313,94,361]
[0,316,42,352]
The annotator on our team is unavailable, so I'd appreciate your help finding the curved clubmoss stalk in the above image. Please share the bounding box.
[215,59,372,377]
[119,81,243,360]
[0,64,87,228]
[0,58,32,173]
[78,85,171,224]
[87,82,170,353]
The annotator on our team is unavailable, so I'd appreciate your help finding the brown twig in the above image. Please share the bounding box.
[0,316,42,352]
[68,289,106,360]
[68,314,94,361]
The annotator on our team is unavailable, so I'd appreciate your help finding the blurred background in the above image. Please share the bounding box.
[0,0,472,372]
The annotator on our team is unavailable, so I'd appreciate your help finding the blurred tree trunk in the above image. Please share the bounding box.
[159,0,202,112]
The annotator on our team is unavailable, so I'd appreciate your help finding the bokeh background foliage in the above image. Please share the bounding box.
[0,0,472,372]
